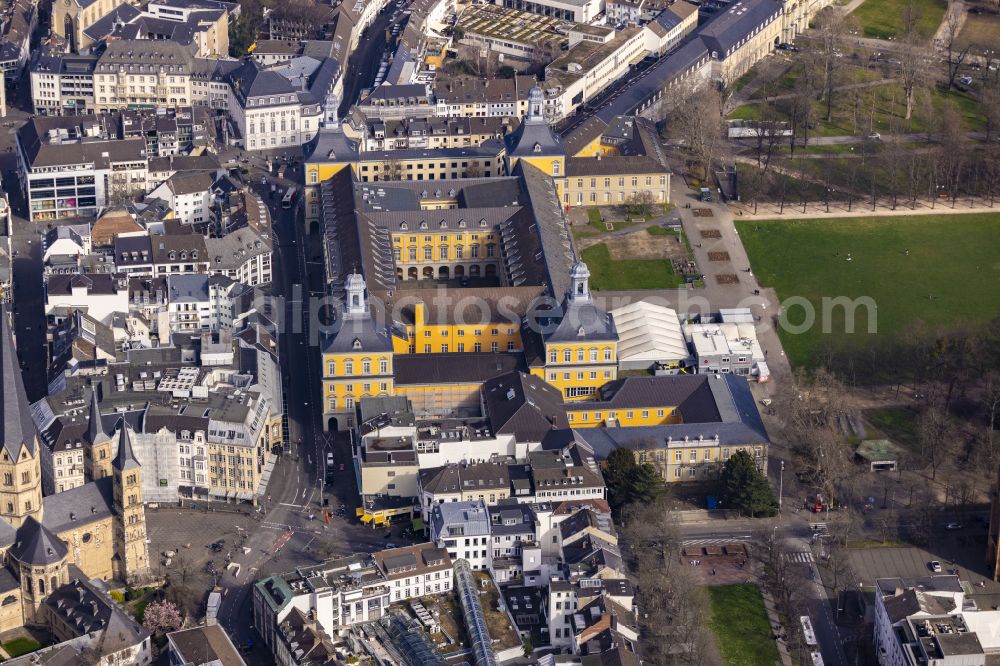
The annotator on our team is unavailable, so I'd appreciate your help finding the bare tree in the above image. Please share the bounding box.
[749,102,786,173]
[670,86,726,181]
[942,11,973,89]
[621,499,715,665]
[917,406,956,481]
[935,104,967,206]
[898,5,933,120]
[788,66,817,151]
[813,8,855,122]
[980,71,1000,143]
[380,156,403,181]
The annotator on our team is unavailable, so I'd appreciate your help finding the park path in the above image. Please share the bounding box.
[739,77,898,106]
[735,195,999,219]
[933,0,967,45]
[841,0,868,15]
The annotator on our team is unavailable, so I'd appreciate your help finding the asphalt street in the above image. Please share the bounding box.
[208,159,412,661]
[339,0,407,114]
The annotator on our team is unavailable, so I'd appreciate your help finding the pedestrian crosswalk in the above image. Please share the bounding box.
[784,551,815,563]
[810,522,830,535]
[682,536,752,546]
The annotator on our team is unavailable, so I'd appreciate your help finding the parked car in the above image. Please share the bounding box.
[866,132,881,141]
[945,522,962,530]
[326,452,335,468]
[929,560,942,572]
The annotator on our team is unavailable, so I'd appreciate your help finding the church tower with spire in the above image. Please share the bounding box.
[0,305,43,528]
[85,385,114,481]
[111,420,150,583]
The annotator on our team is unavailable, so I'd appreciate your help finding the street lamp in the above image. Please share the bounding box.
[778,460,785,509]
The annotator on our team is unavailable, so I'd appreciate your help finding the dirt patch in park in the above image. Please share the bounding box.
[693,208,715,217]
[708,251,731,261]
[715,274,740,285]
[606,233,685,261]
[700,229,722,239]
[577,228,693,264]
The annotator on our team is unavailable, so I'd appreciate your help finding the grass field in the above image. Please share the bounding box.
[580,243,683,290]
[957,3,1000,53]
[852,0,947,38]
[737,213,1000,367]
[708,584,779,666]
[3,638,42,658]
[866,406,920,451]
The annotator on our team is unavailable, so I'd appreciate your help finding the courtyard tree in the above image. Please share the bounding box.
[603,447,663,518]
[624,190,655,218]
[719,450,777,517]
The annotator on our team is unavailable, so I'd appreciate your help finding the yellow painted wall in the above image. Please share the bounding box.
[513,155,566,199]
[322,352,395,415]
[566,406,681,428]
[304,162,352,221]
[392,230,500,272]
[563,172,670,208]
[535,341,618,400]
[391,301,521,354]
[571,137,620,159]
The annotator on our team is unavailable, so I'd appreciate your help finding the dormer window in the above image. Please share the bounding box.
[440,220,447,229]
[459,220,466,228]
[578,326,585,337]
[479,219,487,227]
[419,221,428,229]
[533,143,541,153]
[353,338,362,349]
[400,222,408,230]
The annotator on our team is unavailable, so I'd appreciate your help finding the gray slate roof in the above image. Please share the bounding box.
[113,420,141,471]
[86,386,109,446]
[573,374,770,459]
[482,371,569,443]
[42,476,115,534]
[227,60,296,106]
[430,500,491,540]
[1,304,37,458]
[10,516,68,566]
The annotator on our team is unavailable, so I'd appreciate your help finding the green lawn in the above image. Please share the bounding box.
[851,0,947,38]
[580,244,683,290]
[646,225,676,237]
[708,584,779,666]
[737,214,1000,367]
[866,406,920,451]
[3,638,42,658]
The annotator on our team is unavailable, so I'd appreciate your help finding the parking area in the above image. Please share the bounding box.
[847,534,1000,592]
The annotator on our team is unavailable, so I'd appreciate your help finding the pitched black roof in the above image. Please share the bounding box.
[482,371,569,443]
[86,386,109,446]
[1,304,37,459]
[9,516,68,566]
[112,419,141,472]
